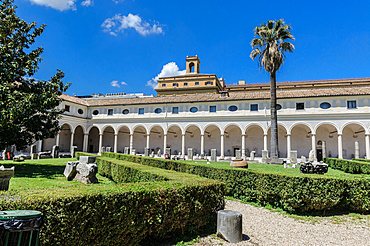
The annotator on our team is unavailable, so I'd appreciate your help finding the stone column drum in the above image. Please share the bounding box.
[217,210,242,243]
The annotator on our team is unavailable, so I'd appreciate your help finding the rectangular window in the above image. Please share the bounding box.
[184,83,188,86]
[64,105,70,112]
[250,104,258,111]
[108,109,113,115]
[195,82,199,85]
[296,103,305,110]
[162,84,166,87]
[138,108,144,114]
[172,107,179,114]
[347,100,357,109]
[173,83,179,87]
[209,106,216,112]
[205,82,213,85]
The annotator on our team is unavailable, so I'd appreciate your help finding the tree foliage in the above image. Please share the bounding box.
[0,0,69,151]
[250,19,294,158]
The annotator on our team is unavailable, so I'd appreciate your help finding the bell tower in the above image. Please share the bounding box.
[186,56,200,74]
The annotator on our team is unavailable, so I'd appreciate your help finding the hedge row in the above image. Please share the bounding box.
[0,155,225,245]
[98,152,370,213]
[324,158,370,174]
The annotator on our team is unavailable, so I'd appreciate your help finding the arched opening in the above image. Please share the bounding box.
[73,126,84,151]
[58,123,72,152]
[166,125,182,155]
[315,123,338,159]
[342,123,366,159]
[88,126,99,153]
[149,126,164,155]
[245,125,264,157]
[133,126,147,154]
[291,124,311,158]
[189,62,194,73]
[204,125,221,157]
[117,126,130,153]
[268,125,287,158]
[224,125,242,157]
[102,126,115,152]
[185,125,201,156]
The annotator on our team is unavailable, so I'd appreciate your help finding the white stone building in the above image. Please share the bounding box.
[38,57,370,161]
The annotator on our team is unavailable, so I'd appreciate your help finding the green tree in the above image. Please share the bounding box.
[0,0,69,151]
[250,19,294,159]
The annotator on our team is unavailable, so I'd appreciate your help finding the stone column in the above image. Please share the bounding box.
[311,133,316,160]
[200,134,205,155]
[163,134,167,154]
[322,141,327,159]
[286,134,291,159]
[114,134,118,153]
[366,134,370,159]
[146,134,150,149]
[129,134,133,155]
[241,134,246,159]
[83,134,88,152]
[355,141,360,159]
[70,132,75,153]
[38,140,42,152]
[220,134,225,159]
[338,134,343,159]
[99,134,103,154]
[181,134,185,158]
[263,134,268,151]
[56,133,60,146]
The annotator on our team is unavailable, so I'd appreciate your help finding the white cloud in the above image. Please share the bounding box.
[146,62,186,90]
[101,13,164,36]
[112,0,124,3]
[111,80,127,88]
[29,0,77,11]
[81,0,93,7]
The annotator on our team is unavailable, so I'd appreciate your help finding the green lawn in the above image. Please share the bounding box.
[182,160,369,179]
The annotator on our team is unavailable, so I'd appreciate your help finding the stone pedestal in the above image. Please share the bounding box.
[101,146,106,153]
[30,145,37,160]
[235,150,241,159]
[165,148,171,156]
[262,150,268,163]
[188,148,193,160]
[217,210,242,243]
[157,149,161,157]
[355,141,360,159]
[75,163,98,184]
[106,147,112,152]
[144,147,150,157]
[268,157,284,165]
[132,149,136,155]
[211,149,217,162]
[308,150,315,162]
[0,166,15,191]
[322,141,327,159]
[71,146,77,158]
[250,151,255,161]
[2,150,6,161]
[124,147,130,155]
[300,156,306,163]
[290,150,297,164]
[64,161,78,181]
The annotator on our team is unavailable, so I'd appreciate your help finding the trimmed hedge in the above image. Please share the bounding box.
[0,155,225,245]
[99,152,370,213]
[324,158,370,174]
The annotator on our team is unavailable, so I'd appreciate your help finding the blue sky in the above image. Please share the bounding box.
[15,0,370,96]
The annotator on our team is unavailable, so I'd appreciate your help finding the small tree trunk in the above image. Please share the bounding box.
[270,71,279,158]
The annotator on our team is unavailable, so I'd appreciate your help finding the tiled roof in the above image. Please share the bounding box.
[60,85,370,107]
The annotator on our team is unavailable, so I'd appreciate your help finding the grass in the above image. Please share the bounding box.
[182,160,369,179]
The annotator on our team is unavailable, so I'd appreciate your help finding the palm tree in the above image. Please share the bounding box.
[250,19,294,160]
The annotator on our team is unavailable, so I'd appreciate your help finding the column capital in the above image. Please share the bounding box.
[114,133,118,136]
[263,134,268,137]
[242,134,246,137]
[84,133,89,136]
[311,133,316,136]
[182,133,186,137]
[99,133,103,136]
[338,133,343,136]
[365,134,370,137]
[286,133,291,137]
[220,134,224,137]
[163,134,167,137]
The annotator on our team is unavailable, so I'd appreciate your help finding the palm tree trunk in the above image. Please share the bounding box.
[270,71,279,158]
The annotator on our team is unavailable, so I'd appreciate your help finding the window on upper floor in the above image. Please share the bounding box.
[195,82,199,85]
[184,83,188,86]
[162,84,166,87]
[228,105,238,112]
[209,106,216,112]
[78,109,83,114]
[320,102,331,109]
[138,108,144,114]
[108,109,113,115]
[205,81,213,85]
[250,104,258,111]
[92,110,99,115]
[173,83,179,87]
[122,109,129,114]
[296,103,305,110]
[154,108,162,114]
[276,104,282,110]
[190,107,198,113]
[172,107,179,114]
[347,100,357,109]
[64,105,70,112]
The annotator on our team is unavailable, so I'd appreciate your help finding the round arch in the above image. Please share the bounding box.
[245,123,265,157]
[342,122,367,159]
[224,124,242,158]
[204,124,221,157]
[267,123,288,158]
[289,121,314,135]
[87,126,100,153]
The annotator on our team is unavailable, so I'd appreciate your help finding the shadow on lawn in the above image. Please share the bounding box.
[2,164,65,179]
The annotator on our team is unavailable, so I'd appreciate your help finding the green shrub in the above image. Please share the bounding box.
[324,158,370,174]
[0,155,225,245]
[100,152,370,213]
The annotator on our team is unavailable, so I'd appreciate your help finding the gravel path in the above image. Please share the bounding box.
[193,200,370,246]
